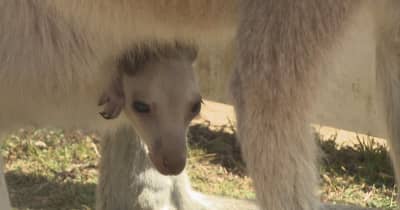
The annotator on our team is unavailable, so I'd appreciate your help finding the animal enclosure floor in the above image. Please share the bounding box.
[0,100,398,209]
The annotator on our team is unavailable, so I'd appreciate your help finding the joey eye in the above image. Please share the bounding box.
[133,101,151,113]
[191,100,202,115]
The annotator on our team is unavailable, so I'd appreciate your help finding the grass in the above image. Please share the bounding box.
[0,124,398,209]
[2,129,98,210]
[316,132,397,209]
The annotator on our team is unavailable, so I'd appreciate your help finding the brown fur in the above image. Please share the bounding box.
[375,0,400,203]
[233,1,399,209]
[232,1,359,209]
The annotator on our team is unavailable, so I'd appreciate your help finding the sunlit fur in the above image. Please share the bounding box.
[0,1,400,210]
[233,1,400,209]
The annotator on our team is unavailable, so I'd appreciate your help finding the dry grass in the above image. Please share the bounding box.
[0,124,398,209]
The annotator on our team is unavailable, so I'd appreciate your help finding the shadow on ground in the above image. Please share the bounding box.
[6,171,96,210]
[189,123,395,188]
[188,123,246,175]
[316,132,394,187]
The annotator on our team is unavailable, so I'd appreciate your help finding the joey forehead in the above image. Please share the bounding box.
[136,58,196,82]
[123,58,200,105]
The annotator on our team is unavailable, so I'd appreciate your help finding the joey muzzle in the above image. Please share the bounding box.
[148,137,187,175]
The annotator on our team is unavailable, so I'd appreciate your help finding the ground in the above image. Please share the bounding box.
[0,101,398,210]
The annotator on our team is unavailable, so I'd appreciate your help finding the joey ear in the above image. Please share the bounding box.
[99,96,124,120]
[98,77,125,120]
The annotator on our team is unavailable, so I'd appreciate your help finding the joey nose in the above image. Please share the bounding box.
[149,137,187,176]
[161,152,186,175]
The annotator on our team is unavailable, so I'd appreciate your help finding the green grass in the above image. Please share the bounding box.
[2,129,98,210]
[0,125,398,209]
[316,132,397,209]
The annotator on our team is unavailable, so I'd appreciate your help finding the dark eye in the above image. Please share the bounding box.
[132,101,151,113]
[191,100,202,115]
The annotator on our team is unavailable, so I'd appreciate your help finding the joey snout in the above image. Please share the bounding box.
[148,136,187,176]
